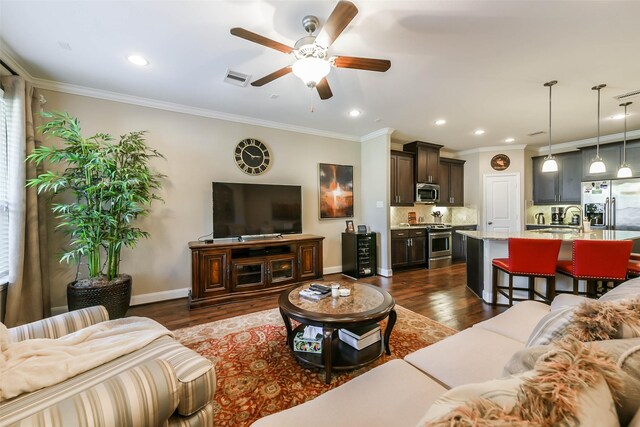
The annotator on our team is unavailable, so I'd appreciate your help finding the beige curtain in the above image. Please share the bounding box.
[2,76,50,327]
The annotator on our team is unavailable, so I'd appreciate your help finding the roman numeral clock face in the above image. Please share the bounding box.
[234,139,271,175]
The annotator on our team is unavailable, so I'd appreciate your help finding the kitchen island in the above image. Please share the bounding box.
[458,229,640,304]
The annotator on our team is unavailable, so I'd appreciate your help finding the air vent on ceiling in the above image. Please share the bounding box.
[224,69,251,87]
[527,131,546,137]
[614,89,640,101]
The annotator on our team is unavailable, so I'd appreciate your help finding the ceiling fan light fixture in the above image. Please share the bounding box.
[292,57,331,87]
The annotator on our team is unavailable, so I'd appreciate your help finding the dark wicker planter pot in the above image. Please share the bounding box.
[67,274,132,319]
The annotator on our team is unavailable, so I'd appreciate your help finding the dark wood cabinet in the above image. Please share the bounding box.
[390,151,415,206]
[391,229,427,269]
[189,235,324,308]
[403,141,443,184]
[532,151,582,205]
[452,225,477,262]
[195,249,230,298]
[438,158,465,206]
[624,139,640,175]
[298,242,320,280]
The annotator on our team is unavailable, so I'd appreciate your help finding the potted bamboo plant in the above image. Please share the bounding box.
[27,111,165,318]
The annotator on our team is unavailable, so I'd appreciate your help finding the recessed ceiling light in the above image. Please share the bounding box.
[611,113,626,120]
[349,109,361,117]
[474,129,485,135]
[505,137,515,143]
[127,55,149,66]
[435,119,446,126]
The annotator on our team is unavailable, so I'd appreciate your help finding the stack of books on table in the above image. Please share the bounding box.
[338,323,382,350]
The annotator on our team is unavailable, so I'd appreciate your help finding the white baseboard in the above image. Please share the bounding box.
[130,288,189,306]
[377,268,392,277]
[51,287,190,315]
[52,269,352,314]
[323,266,342,275]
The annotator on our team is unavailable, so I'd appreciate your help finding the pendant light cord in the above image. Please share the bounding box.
[621,102,630,164]
[592,84,606,158]
[544,80,557,156]
[548,84,552,153]
[597,87,601,157]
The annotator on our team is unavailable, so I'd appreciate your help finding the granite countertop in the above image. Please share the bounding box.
[391,223,477,230]
[458,229,640,241]
[525,223,582,229]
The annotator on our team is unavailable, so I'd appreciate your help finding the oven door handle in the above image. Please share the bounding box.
[429,232,452,238]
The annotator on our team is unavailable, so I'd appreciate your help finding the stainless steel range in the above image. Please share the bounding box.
[412,223,452,269]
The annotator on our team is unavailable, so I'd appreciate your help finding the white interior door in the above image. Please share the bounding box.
[484,174,520,232]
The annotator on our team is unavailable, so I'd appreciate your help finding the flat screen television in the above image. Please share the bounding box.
[212,182,302,238]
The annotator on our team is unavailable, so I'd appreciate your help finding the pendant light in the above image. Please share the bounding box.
[541,80,558,172]
[617,102,632,178]
[589,84,607,174]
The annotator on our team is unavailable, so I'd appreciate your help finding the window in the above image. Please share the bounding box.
[0,87,8,282]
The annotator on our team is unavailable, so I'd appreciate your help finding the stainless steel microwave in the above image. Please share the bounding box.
[416,183,440,203]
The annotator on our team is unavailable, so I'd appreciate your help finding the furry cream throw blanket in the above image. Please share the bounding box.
[0,317,172,401]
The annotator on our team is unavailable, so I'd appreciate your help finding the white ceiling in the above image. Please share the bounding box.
[1,0,640,151]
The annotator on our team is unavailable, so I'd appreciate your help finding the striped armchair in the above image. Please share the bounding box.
[1,306,216,427]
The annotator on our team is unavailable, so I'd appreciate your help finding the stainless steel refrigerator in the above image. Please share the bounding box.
[582,179,640,231]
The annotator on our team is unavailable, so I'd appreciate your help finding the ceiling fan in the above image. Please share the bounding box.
[230,0,391,100]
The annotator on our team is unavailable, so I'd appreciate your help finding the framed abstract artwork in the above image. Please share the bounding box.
[318,163,353,219]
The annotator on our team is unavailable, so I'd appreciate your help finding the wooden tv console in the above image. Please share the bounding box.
[188,234,324,309]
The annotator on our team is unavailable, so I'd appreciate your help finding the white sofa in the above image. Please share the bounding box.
[252,279,640,427]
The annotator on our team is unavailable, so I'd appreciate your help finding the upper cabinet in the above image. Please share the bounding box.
[532,151,582,205]
[403,141,443,184]
[580,139,640,180]
[390,150,415,206]
[438,158,465,206]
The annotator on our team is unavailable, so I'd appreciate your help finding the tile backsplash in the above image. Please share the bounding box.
[391,205,477,226]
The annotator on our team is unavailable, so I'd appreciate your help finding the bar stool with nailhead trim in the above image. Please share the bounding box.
[556,240,633,297]
[492,238,562,306]
[628,253,640,278]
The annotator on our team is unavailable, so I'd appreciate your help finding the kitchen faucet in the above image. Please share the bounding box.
[563,205,583,227]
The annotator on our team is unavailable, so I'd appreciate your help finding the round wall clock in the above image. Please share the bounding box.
[234,138,271,175]
[490,154,510,171]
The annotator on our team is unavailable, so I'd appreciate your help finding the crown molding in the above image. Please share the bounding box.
[0,46,360,142]
[456,144,529,156]
[0,45,34,80]
[532,129,640,155]
[360,127,395,142]
[33,78,361,142]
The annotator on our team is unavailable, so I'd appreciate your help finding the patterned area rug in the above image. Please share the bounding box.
[174,305,456,426]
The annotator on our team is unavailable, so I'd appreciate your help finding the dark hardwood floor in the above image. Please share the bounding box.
[129,263,507,331]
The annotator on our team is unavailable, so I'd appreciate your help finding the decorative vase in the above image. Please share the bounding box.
[67,274,132,319]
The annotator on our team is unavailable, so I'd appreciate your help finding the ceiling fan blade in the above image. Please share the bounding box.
[316,78,333,100]
[251,66,292,87]
[315,1,358,48]
[230,27,293,54]
[333,56,391,72]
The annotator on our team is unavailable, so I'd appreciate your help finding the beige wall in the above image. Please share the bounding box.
[460,147,529,231]
[360,130,392,275]
[40,90,362,309]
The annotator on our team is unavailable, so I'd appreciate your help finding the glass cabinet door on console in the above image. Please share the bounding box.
[231,259,266,291]
[268,255,297,286]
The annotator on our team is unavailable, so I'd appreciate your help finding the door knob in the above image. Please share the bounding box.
[488,221,493,225]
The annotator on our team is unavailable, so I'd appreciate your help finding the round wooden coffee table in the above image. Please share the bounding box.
[279,282,396,383]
